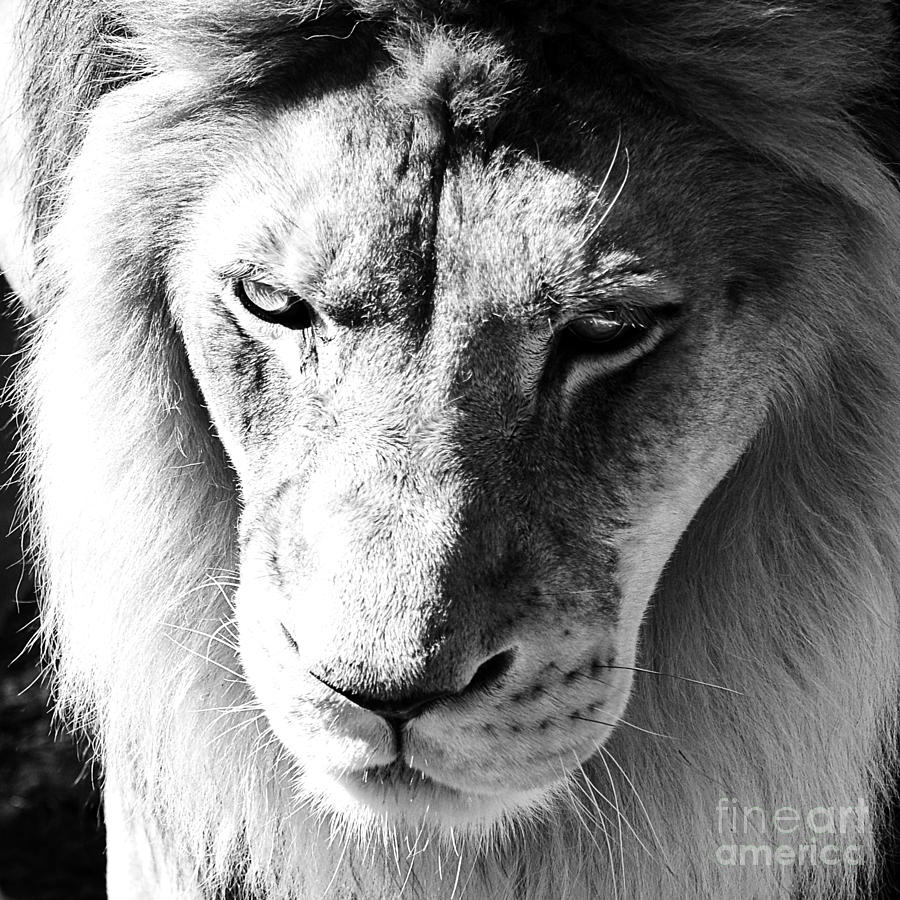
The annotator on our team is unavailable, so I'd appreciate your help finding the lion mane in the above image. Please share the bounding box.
[7,1,900,898]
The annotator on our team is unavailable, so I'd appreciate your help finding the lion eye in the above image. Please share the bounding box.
[234,278,313,330]
[563,310,651,354]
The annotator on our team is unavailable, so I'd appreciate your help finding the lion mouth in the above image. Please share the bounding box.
[318,758,552,830]
[362,759,432,789]
[348,759,485,808]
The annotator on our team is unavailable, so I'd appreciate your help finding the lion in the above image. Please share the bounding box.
[1,0,899,897]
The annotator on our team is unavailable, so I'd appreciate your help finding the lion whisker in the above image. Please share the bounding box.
[176,578,239,598]
[322,828,351,899]
[436,834,444,881]
[448,827,466,900]
[576,125,623,233]
[566,758,620,900]
[594,750,627,885]
[582,145,631,248]
[205,703,264,735]
[571,712,672,741]
[206,577,240,607]
[206,711,267,749]
[208,616,241,644]
[397,816,430,897]
[595,744,674,876]
[252,732,283,765]
[576,758,658,868]
[603,664,743,695]
[164,634,245,682]
[163,620,241,656]
[565,759,619,842]
[198,701,262,715]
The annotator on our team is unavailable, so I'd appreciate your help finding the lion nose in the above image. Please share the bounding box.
[308,648,515,725]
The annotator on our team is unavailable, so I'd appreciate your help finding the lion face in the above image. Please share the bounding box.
[166,33,806,832]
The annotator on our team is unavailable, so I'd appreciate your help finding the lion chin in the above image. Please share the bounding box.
[277,721,560,833]
[304,762,555,833]
[4,0,900,899]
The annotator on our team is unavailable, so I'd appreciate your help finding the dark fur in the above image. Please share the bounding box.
[20,1,900,257]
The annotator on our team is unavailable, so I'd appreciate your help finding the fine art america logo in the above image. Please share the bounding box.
[715,798,869,867]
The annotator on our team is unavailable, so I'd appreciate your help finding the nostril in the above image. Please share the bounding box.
[308,670,449,724]
[307,649,517,725]
[463,648,516,696]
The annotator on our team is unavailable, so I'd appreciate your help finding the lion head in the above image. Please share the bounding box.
[7,1,900,898]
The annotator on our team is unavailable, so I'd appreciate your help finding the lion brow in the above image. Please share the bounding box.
[536,267,684,320]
